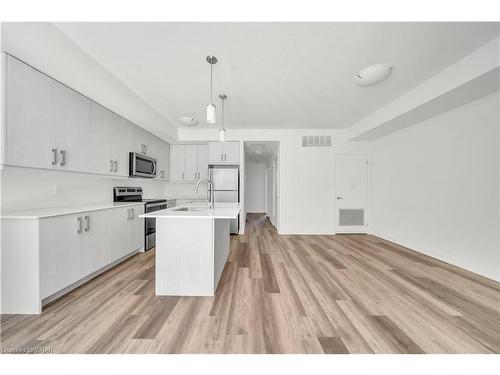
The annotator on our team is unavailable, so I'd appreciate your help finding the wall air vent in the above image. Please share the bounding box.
[301,136,332,147]
[339,209,365,226]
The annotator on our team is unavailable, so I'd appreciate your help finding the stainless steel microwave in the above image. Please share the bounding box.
[129,152,157,178]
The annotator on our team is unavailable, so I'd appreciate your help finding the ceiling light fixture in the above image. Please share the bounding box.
[353,64,393,86]
[218,94,227,142]
[179,117,199,127]
[206,55,217,124]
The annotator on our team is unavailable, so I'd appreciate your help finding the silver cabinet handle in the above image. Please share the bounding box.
[109,160,114,172]
[51,148,58,165]
[336,196,343,200]
[84,215,90,231]
[127,209,131,221]
[131,208,134,220]
[220,153,223,161]
[114,160,118,172]
[224,154,227,161]
[77,217,83,233]
[144,145,147,154]
[181,171,184,180]
[60,150,66,166]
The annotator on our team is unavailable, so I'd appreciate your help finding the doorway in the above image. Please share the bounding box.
[243,142,279,230]
[335,153,369,233]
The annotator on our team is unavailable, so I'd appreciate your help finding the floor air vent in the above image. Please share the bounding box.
[301,135,332,147]
[339,209,364,226]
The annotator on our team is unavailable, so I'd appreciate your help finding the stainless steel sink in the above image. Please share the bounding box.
[172,206,211,212]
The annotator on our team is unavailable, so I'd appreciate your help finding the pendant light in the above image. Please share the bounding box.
[219,94,227,142]
[206,55,217,124]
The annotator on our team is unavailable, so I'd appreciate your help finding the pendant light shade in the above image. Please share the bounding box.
[206,55,217,124]
[206,103,216,124]
[218,94,227,143]
[219,128,226,142]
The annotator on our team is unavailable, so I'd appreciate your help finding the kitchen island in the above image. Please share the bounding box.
[139,202,242,296]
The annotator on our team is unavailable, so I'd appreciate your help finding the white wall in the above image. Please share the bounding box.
[371,92,500,281]
[0,168,166,212]
[178,128,370,234]
[245,160,266,213]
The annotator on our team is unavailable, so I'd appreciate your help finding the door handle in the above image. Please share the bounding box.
[60,150,66,166]
[84,215,90,231]
[181,171,184,180]
[127,209,131,221]
[114,160,118,172]
[109,160,114,172]
[220,154,223,161]
[51,148,58,165]
[131,208,134,220]
[336,196,343,200]
[77,217,83,233]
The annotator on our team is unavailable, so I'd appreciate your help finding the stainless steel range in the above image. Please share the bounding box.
[113,187,174,250]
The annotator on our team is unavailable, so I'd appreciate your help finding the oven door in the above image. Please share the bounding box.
[144,202,167,250]
[129,152,157,178]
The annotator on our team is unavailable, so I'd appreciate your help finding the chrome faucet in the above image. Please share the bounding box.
[194,179,214,209]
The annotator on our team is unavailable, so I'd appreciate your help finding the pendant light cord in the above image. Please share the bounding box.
[210,63,213,104]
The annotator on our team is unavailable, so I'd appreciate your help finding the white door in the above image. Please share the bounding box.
[57,85,91,172]
[224,142,240,164]
[197,144,209,180]
[335,154,368,233]
[90,103,114,175]
[184,145,198,181]
[170,144,185,181]
[208,142,224,163]
[6,55,58,169]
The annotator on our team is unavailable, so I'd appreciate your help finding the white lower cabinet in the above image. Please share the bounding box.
[2,204,144,313]
[110,205,144,260]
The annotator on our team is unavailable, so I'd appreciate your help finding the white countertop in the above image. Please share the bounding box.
[0,202,145,219]
[140,202,242,219]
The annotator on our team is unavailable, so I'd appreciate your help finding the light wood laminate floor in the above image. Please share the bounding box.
[1,214,499,354]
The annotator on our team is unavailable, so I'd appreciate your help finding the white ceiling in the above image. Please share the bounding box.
[55,22,499,130]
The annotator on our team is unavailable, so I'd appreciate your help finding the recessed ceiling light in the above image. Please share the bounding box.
[353,64,393,86]
[179,117,199,127]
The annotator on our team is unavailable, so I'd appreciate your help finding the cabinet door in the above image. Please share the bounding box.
[129,205,144,251]
[80,210,110,277]
[155,139,170,180]
[184,145,198,180]
[110,207,131,261]
[90,103,114,175]
[197,144,209,180]
[170,145,185,181]
[208,142,224,164]
[113,117,134,177]
[5,56,58,169]
[51,214,82,291]
[224,142,240,164]
[39,218,57,299]
[57,85,91,172]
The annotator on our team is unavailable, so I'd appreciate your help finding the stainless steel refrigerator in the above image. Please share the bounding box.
[209,166,239,234]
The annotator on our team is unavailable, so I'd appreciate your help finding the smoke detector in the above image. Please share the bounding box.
[354,64,393,86]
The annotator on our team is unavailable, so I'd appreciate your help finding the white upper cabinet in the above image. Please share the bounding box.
[5,55,58,169]
[90,103,114,175]
[169,144,208,182]
[58,85,91,172]
[197,144,209,180]
[208,142,240,164]
[5,55,92,172]
[4,55,171,179]
[170,144,185,181]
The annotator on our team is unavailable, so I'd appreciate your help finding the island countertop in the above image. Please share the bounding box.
[139,202,242,219]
